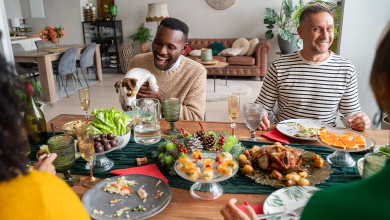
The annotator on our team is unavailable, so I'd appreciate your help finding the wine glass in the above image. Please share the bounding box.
[162,97,181,135]
[243,103,266,141]
[228,93,240,137]
[78,87,91,121]
[47,134,80,187]
[75,123,100,188]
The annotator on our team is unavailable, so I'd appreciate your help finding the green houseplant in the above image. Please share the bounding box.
[264,0,304,53]
[128,23,154,54]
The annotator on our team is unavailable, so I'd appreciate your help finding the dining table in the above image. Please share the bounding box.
[13,44,103,102]
[47,114,390,220]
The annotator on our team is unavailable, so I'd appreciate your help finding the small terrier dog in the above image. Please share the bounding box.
[115,68,159,111]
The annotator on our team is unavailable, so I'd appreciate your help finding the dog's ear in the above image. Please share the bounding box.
[128,78,138,91]
[115,80,122,93]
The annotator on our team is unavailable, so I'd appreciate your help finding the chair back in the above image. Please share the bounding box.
[58,47,78,76]
[79,43,96,68]
[35,40,52,49]
[12,43,25,53]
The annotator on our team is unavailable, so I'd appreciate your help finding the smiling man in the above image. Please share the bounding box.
[255,4,370,130]
[127,18,206,121]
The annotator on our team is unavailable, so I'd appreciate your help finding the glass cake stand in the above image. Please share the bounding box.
[174,152,238,200]
[316,130,375,167]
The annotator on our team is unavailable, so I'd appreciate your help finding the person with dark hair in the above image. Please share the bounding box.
[220,26,390,220]
[127,17,206,121]
[0,36,90,219]
[255,4,370,131]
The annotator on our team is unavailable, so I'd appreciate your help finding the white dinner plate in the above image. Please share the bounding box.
[263,186,320,220]
[276,119,334,140]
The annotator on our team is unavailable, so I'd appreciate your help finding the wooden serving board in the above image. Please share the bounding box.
[42,48,68,52]
[196,59,219,65]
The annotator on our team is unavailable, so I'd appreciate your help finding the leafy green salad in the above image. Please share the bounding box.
[90,107,131,136]
[379,144,390,156]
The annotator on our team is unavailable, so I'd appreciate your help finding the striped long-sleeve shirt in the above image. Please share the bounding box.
[255,51,362,127]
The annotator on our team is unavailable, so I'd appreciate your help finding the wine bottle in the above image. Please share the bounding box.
[24,83,47,144]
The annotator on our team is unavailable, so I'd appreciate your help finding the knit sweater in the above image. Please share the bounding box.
[128,53,207,121]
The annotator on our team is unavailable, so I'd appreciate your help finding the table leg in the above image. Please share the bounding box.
[94,44,103,81]
[37,56,56,102]
[226,66,228,86]
[214,68,216,92]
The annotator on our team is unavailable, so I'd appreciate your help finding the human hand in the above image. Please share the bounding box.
[257,114,270,131]
[220,198,257,220]
[348,112,370,131]
[137,82,168,103]
[34,153,57,176]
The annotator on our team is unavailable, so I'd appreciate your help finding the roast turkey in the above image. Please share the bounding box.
[252,143,305,172]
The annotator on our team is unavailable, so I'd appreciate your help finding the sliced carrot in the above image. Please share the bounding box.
[120,186,132,193]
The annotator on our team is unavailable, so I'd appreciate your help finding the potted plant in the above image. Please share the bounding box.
[39,25,65,49]
[264,0,304,54]
[128,23,153,54]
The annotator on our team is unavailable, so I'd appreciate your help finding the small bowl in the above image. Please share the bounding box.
[61,121,90,137]
[357,158,364,177]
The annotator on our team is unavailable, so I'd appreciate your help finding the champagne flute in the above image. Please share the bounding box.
[228,93,240,137]
[243,103,265,141]
[75,123,100,187]
[78,87,91,121]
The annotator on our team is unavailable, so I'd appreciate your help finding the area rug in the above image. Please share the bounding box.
[206,79,252,102]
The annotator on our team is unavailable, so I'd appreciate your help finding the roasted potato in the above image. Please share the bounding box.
[286,179,297,187]
[243,165,254,174]
[239,159,250,168]
[299,172,308,178]
[252,145,260,153]
[314,158,324,168]
[271,170,282,180]
[274,142,282,146]
[285,173,300,182]
[297,178,310,186]
[311,154,320,161]
[237,154,247,161]
[243,150,250,158]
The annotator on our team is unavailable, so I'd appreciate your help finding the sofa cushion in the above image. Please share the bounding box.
[246,38,259,56]
[212,56,227,62]
[232,38,250,55]
[182,45,193,56]
[227,56,255,66]
[209,42,225,56]
[189,50,201,56]
[217,48,243,56]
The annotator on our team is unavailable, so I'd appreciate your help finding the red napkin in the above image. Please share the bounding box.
[261,128,290,144]
[236,204,264,215]
[110,164,169,184]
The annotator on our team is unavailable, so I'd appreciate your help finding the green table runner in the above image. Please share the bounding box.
[28,132,365,195]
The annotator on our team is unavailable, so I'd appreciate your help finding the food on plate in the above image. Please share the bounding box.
[64,120,90,131]
[90,107,131,136]
[189,167,202,180]
[299,171,308,178]
[238,159,251,168]
[311,154,320,161]
[154,190,164,199]
[215,152,232,162]
[271,170,282,180]
[225,160,238,170]
[252,145,260,153]
[285,172,300,182]
[93,133,118,153]
[287,123,322,138]
[203,167,214,181]
[178,161,196,173]
[297,178,310,186]
[203,158,213,170]
[104,143,112,151]
[318,129,366,150]
[242,150,250,158]
[103,176,137,196]
[251,143,305,172]
[243,165,254,174]
[379,144,390,155]
[237,154,247,161]
[138,188,148,202]
[285,179,297,187]
[314,157,324,168]
[38,145,50,158]
[131,205,146,212]
[192,149,203,163]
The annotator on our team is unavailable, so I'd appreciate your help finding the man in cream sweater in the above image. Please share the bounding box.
[127,18,207,121]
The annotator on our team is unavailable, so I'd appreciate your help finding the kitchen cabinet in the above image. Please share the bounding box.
[11,38,40,51]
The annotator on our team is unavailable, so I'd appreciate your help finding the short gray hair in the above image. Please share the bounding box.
[299,4,332,26]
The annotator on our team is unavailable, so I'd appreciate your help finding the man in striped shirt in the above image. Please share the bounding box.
[256,4,370,131]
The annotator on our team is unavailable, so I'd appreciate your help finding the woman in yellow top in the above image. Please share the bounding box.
[0,32,90,220]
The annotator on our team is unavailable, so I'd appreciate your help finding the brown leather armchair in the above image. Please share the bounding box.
[186,38,271,80]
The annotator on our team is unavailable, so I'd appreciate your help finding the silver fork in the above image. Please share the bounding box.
[256,206,305,219]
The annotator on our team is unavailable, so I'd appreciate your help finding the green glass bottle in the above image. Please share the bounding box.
[24,83,47,144]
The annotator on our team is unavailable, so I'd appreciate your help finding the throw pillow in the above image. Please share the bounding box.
[181,45,193,56]
[246,38,260,56]
[217,48,243,56]
[209,42,225,56]
[189,50,201,56]
[232,38,250,56]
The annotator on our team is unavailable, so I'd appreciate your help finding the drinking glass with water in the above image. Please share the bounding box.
[243,103,267,141]
[132,98,161,145]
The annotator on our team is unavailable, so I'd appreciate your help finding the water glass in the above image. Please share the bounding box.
[48,134,80,187]
[132,98,161,145]
[163,98,181,135]
[243,103,266,141]
[362,153,390,179]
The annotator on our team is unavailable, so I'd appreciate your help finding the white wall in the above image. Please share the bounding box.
[338,0,390,128]
[4,0,22,19]
[0,0,14,63]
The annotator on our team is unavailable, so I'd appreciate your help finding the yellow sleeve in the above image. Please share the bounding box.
[0,170,90,220]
